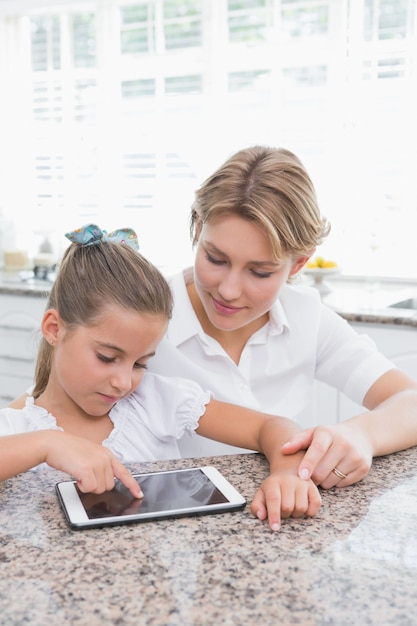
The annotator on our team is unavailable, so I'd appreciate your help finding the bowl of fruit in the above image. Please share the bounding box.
[303,257,340,295]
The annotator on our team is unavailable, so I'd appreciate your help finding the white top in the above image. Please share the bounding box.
[148,271,395,456]
[0,372,211,470]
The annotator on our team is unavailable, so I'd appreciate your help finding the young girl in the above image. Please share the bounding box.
[0,224,321,531]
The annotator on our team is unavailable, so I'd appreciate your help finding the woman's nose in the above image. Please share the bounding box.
[217,271,242,300]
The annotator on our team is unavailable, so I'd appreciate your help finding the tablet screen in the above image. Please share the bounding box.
[77,468,229,520]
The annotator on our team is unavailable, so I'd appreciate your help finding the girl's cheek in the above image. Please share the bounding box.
[133,369,146,386]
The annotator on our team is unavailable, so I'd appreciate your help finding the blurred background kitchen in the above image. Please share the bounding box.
[0,0,416,278]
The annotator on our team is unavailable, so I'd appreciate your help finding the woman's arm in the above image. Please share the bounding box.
[197,399,322,531]
[0,430,142,497]
[283,369,417,488]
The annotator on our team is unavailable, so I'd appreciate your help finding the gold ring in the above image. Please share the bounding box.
[332,467,347,479]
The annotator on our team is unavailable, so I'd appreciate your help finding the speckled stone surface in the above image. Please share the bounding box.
[1,450,417,626]
[0,280,49,298]
[321,280,417,327]
[2,273,417,327]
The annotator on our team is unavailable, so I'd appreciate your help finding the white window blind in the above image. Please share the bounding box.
[0,0,415,278]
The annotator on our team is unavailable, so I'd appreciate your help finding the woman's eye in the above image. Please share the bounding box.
[205,252,224,265]
[252,270,273,278]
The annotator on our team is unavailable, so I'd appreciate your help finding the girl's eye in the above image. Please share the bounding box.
[97,354,115,363]
[98,354,147,370]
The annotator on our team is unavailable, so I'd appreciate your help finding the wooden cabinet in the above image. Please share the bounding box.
[0,294,47,407]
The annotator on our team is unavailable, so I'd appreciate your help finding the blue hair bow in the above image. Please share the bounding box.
[65,224,139,251]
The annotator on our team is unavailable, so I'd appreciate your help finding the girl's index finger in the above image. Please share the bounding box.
[112,461,144,499]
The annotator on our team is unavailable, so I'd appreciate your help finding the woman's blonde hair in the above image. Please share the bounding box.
[33,240,173,398]
[190,146,330,259]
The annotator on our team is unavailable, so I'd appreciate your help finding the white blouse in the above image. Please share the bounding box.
[147,271,396,456]
[0,372,211,469]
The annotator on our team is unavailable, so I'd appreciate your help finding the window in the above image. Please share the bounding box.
[281,1,328,38]
[163,0,202,50]
[228,0,270,43]
[0,0,415,277]
[120,3,154,55]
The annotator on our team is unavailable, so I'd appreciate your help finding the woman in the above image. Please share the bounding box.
[147,146,417,488]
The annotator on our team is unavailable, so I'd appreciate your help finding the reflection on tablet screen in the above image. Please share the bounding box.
[77,469,229,519]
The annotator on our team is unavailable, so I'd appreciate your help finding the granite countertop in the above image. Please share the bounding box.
[1,450,417,625]
[0,270,52,298]
[1,270,417,328]
[320,278,417,328]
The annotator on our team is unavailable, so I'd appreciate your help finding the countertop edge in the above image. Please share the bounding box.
[1,276,417,328]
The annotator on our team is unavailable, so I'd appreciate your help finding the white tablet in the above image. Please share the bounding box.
[56,466,246,530]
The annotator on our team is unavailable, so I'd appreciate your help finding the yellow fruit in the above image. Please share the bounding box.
[306,257,338,269]
[306,256,323,268]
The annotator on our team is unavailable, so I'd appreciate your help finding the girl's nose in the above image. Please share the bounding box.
[110,368,133,394]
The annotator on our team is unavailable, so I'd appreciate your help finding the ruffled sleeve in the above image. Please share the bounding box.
[132,373,212,437]
[106,373,212,462]
[0,398,62,472]
[0,397,61,435]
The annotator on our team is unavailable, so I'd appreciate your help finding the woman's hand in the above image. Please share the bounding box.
[281,422,373,489]
[250,470,322,531]
[43,431,143,497]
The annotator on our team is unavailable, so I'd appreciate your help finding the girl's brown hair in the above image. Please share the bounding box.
[33,240,172,398]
